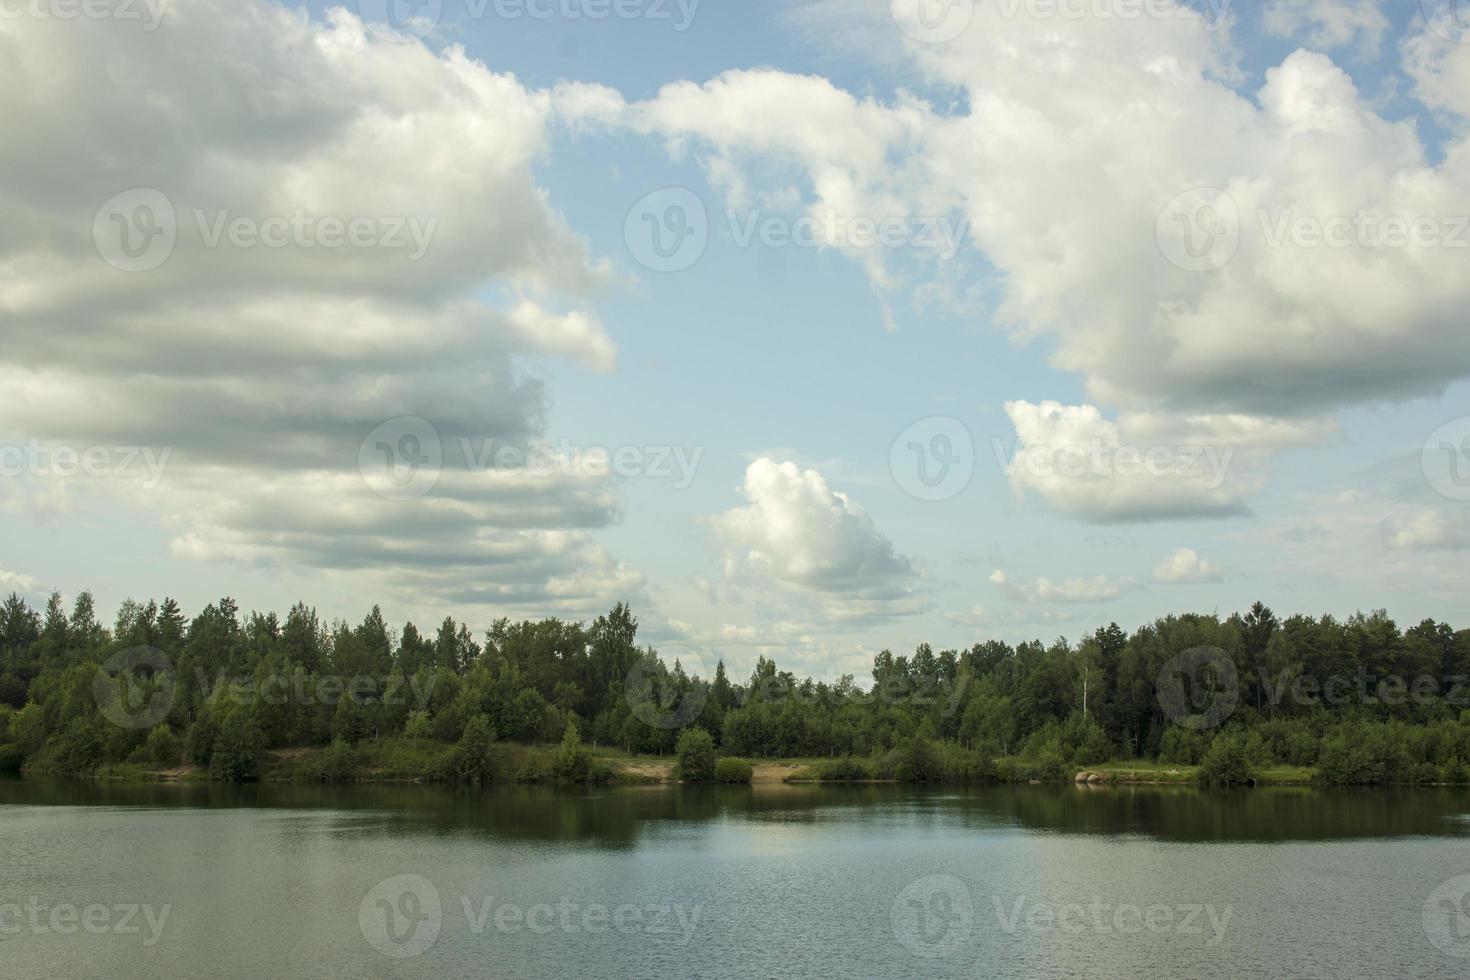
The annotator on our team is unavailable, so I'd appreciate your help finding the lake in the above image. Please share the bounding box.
[2,778,1469,978]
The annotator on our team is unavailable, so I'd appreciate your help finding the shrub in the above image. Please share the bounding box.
[1198,733,1253,787]
[453,715,496,784]
[210,708,266,782]
[714,757,753,783]
[310,738,360,783]
[144,724,180,769]
[817,757,870,781]
[403,710,432,740]
[554,721,593,784]
[675,728,717,782]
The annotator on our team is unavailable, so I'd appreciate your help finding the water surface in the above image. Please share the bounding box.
[2,778,1468,978]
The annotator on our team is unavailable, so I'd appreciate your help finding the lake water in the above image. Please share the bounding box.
[2,777,1470,978]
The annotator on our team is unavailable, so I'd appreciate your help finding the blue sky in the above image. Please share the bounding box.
[2,0,1469,680]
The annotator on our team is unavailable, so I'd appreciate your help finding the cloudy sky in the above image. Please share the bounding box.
[2,0,1468,681]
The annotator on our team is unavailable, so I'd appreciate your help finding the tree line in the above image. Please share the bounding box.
[2,591,1470,786]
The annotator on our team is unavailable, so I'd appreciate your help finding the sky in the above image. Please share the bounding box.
[1,0,1469,682]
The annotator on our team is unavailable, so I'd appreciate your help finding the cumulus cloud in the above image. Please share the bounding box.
[1153,547,1224,583]
[590,4,1470,426]
[1263,0,1390,55]
[1381,510,1470,551]
[989,569,1133,605]
[0,0,640,617]
[0,568,40,595]
[709,458,926,621]
[1000,400,1330,521]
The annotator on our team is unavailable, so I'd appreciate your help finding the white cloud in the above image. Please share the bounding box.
[710,458,925,621]
[0,0,639,617]
[1153,547,1224,583]
[1000,400,1330,521]
[1382,510,1470,551]
[1263,0,1390,56]
[990,569,1133,604]
[0,568,40,595]
[596,6,1470,428]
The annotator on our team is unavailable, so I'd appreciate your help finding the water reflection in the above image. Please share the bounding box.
[4,775,1468,846]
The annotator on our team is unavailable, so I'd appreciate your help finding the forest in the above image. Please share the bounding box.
[3,591,1470,787]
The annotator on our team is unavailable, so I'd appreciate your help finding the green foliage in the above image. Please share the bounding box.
[453,715,496,784]
[714,757,753,783]
[554,720,593,784]
[1198,733,1254,787]
[143,724,179,768]
[210,707,265,781]
[403,710,432,740]
[675,727,717,782]
[814,757,871,781]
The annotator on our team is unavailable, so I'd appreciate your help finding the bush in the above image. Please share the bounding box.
[816,757,870,781]
[714,757,753,783]
[210,708,266,782]
[403,710,432,740]
[554,721,593,784]
[309,738,360,783]
[453,715,496,784]
[1198,733,1254,787]
[675,728,717,782]
[144,724,180,768]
